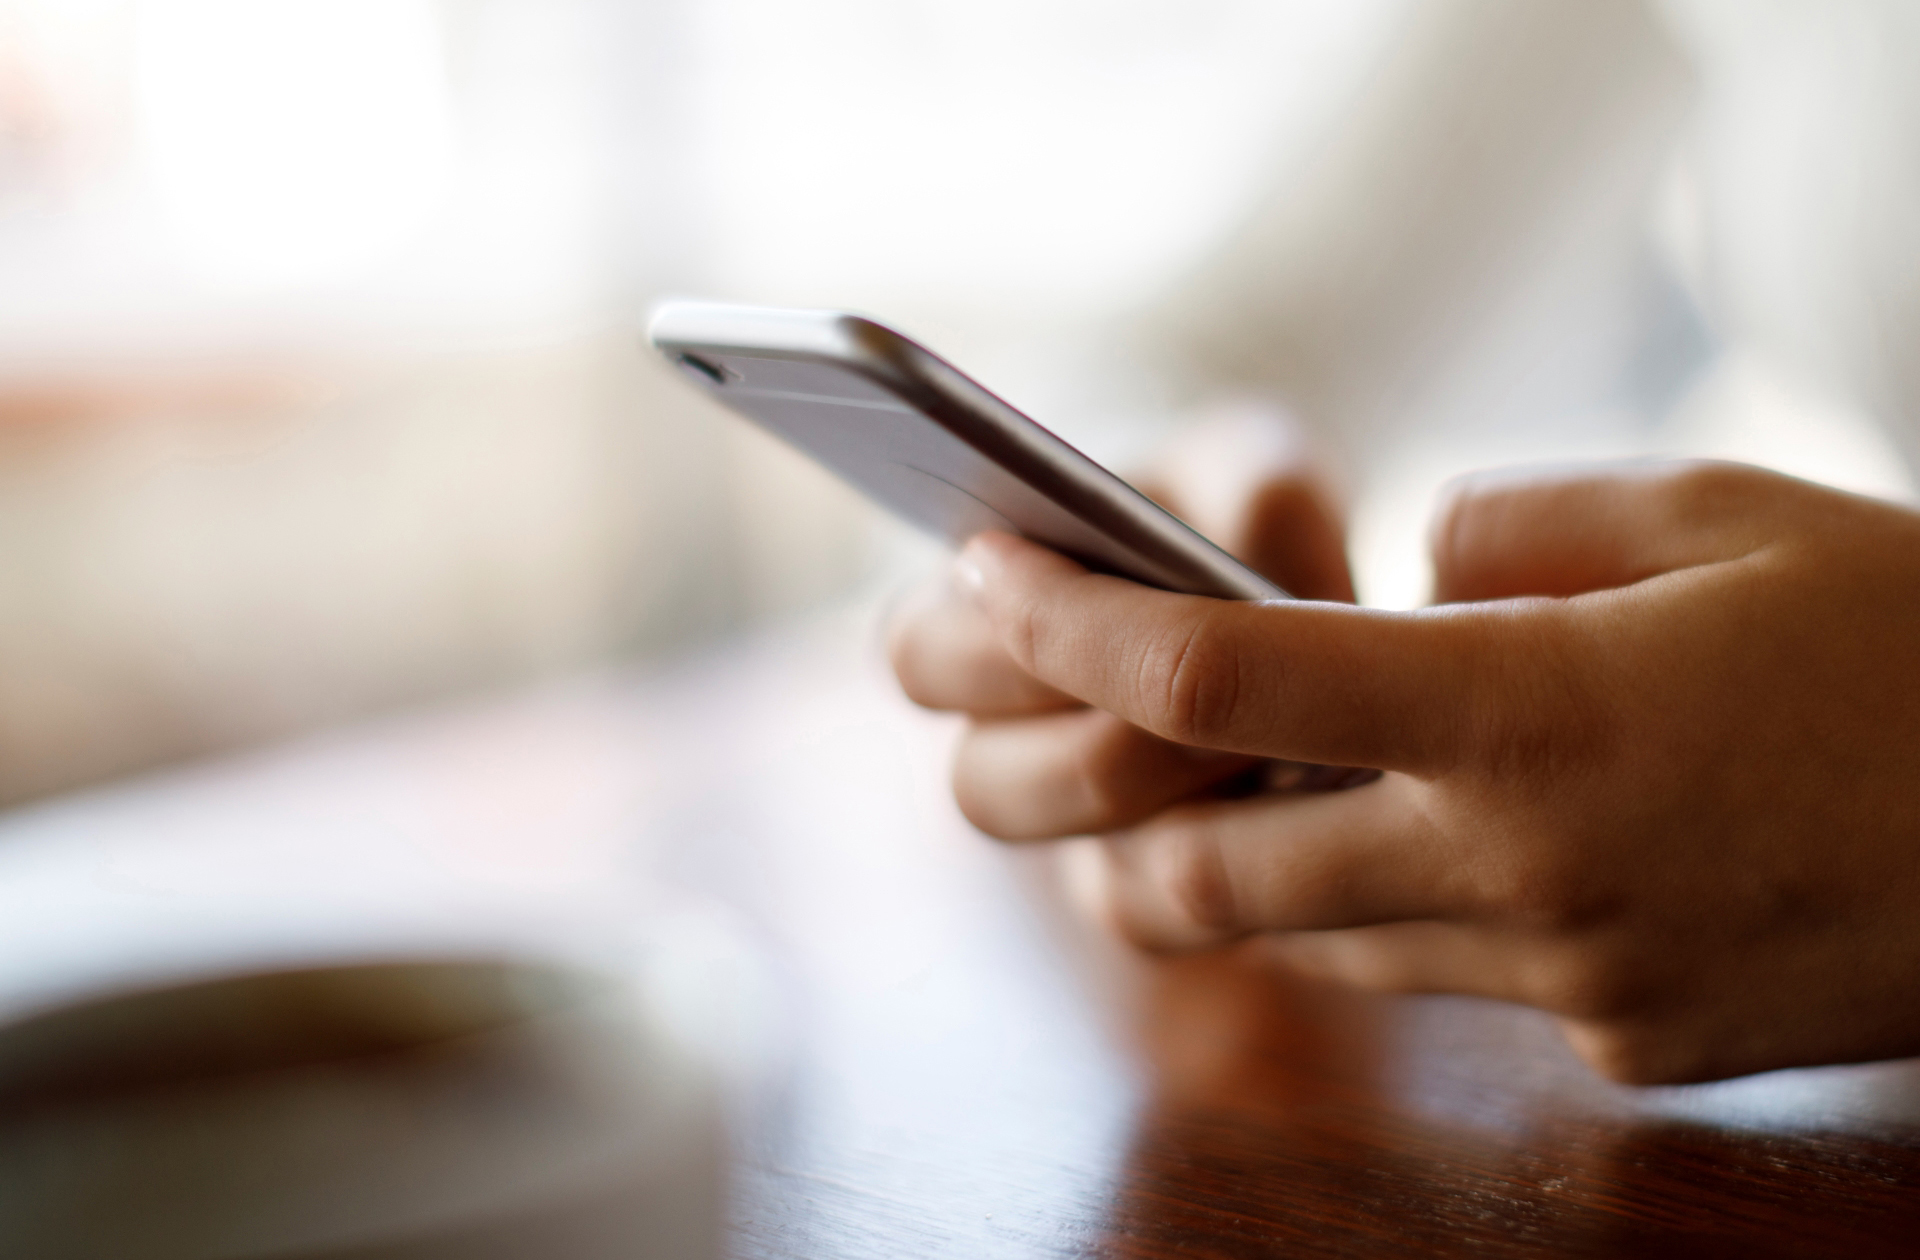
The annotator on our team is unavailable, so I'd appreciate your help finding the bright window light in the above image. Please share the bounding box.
[133,0,455,291]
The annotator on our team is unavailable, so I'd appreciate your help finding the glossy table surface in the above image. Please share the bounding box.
[3,609,1919,1257]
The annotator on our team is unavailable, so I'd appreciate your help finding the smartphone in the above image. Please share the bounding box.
[646,301,1288,602]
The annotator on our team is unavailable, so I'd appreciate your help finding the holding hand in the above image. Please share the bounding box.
[889,413,1920,1084]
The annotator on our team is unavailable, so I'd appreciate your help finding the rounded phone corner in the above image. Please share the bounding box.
[817,312,926,383]
[642,296,706,353]
[645,300,918,385]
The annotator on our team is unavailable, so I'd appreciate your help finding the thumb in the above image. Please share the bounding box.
[1430,461,1766,604]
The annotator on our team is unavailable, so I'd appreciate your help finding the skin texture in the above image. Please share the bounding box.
[887,411,1920,1084]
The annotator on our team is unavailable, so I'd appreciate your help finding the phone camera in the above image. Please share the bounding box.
[675,353,731,386]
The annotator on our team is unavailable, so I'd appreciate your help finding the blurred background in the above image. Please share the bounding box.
[0,0,1913,806]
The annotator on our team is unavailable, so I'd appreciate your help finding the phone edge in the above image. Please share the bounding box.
[649,300,1290,602]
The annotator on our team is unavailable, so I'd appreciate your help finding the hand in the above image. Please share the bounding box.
[890,404,1356,838]
[895,444,1920,1084]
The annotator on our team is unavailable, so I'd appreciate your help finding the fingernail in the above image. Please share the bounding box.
[952,552,985,598]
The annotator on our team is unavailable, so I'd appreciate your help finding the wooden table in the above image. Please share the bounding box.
[3,608,1918,1256]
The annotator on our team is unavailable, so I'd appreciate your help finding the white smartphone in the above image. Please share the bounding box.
[646,301,1289,602]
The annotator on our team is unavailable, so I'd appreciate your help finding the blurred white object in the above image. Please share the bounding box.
[1,962,729,1259]
[1654,0,1920,472]
[134,0,457,291]
[0,681,771,1258]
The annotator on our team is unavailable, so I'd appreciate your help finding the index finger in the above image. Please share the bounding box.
[887,575,1077,715]
[959,532,1527,773]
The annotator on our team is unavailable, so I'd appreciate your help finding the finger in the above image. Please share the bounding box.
[1137,402,1355,602]
[1091,778,1463,951]
[1431,460,1778,603]
[1254,924,1644,1047]
[951,709,1257,840]
[1251,922,1533,1002]
[887,573,1076,715]
[960,531,1518,771]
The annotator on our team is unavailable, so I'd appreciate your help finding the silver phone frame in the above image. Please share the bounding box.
[647,301,1289,602]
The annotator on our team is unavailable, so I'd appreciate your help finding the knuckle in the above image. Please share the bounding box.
[1651,460,1774,525]
[1146,820,1243,936]
[1662,458,1756,499]
[1639,460,1800,566]
[1062,720,1137,831]
[1001,586,1043,675]
[1558,1020,1697,1085]
[1481,844,1611,932]
[1528,950,1648,1023]
[1272,933,1417,992]
[1560,1023,1650,1083]
[1139,611,1240,745]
